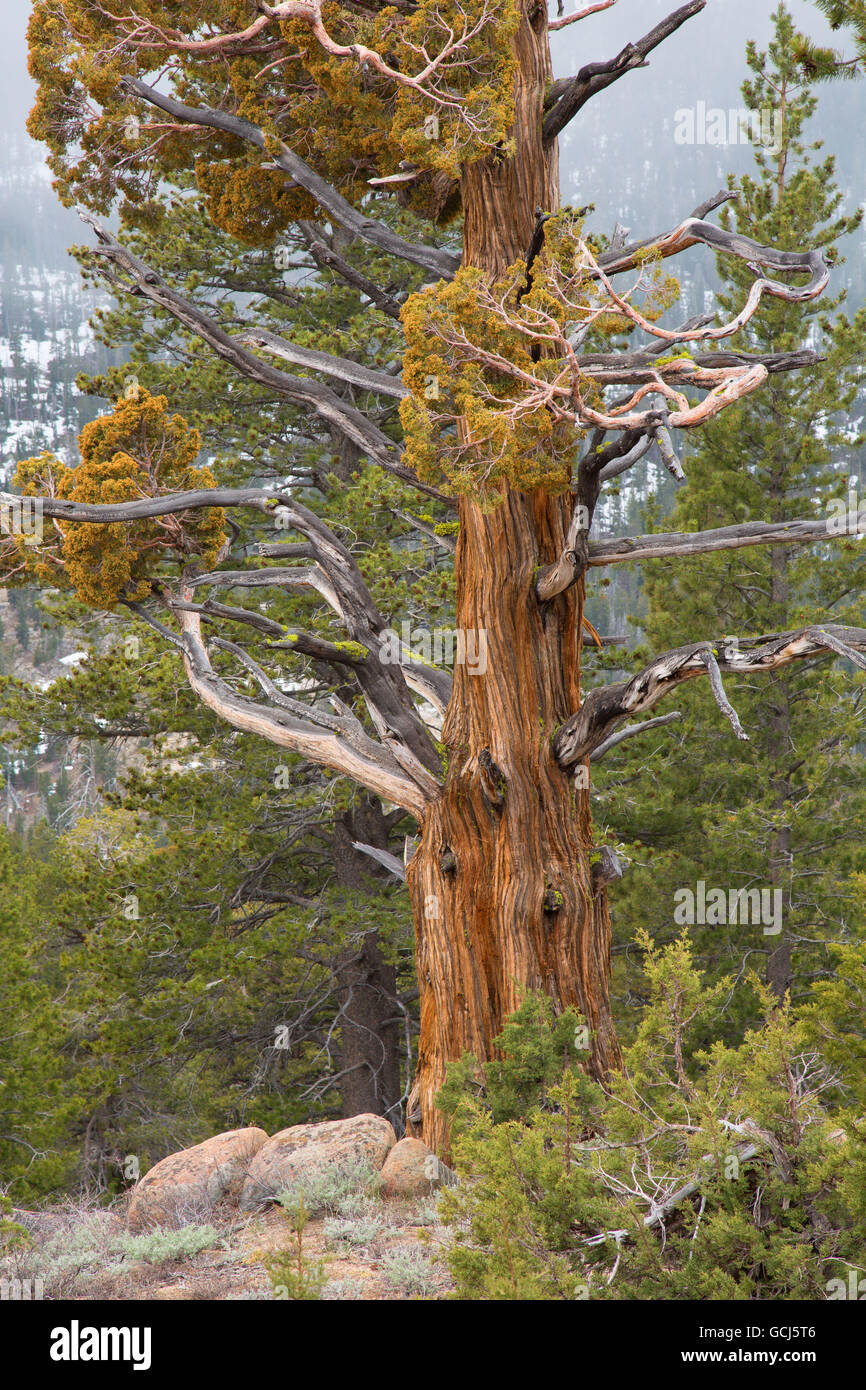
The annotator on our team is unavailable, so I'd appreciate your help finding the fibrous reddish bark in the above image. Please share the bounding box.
[405,4,620,1152]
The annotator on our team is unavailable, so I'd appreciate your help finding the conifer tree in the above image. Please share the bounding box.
[594,5,866,1042]
[8,0,866,1153]
[796,1,866,79]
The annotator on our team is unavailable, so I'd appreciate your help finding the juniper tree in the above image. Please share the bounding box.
[9,0,866,1152]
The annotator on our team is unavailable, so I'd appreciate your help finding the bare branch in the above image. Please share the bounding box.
[389,508,457,553]
[597,433,654,482]
[239,327,407,398]
[653,425,685,483]
[590,711,683,762]
[298,221,403,320]
[80,216,403,459]
[120,77,459,279]
[167,598,286,638]
[1,484,276,527]
[549,1,619,34]
[587,517,845,567]
[701,647,748,741]
[595,213,830,301]
[174,596,435,818]
[554,626,866,766]
[351,842,407,881]
[543,2,707,141]
[265,631,370,666]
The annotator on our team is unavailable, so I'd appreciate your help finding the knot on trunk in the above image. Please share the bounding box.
[591,846,624,894]
[477,747,507,807]
[543,884,565,915]
[439,845,457,875]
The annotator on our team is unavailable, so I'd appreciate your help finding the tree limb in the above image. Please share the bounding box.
[575,347,822,387]
[173,596,435,818]
[554,625,866,766]
[589,711,683,761]
[351,842,407,881]
[587,517,849,567]
[238,327,407,398]
[120,76,459,279]
[595,213,829,301]
[297,221,403,320]
[543,2,707,141]
[4,481,444,792]
[549,1,619,34]
[79,216,407,464]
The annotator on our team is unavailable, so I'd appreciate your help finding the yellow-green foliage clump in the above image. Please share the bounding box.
[400,268,576,498]
[275,0,520,186]
[10,390,226,609]
[400,211,681,500]
[27,0,520,239]
[194,158,317,248]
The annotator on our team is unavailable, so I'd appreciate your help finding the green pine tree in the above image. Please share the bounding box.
[592,4,866,1048]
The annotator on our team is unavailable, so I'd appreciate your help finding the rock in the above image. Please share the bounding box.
[379,1138,458,1197]
[239,1113,396,1212]
[126,1127,268,1232]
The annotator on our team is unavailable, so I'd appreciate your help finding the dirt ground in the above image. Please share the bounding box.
[5,1194,456,1302]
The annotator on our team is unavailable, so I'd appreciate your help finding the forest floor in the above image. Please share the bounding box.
[4,1190,456,1301]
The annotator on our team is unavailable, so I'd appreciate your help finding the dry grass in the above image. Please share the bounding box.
[1,1187,454,1301]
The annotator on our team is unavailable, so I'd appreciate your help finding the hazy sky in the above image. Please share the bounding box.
[0,1,36,131]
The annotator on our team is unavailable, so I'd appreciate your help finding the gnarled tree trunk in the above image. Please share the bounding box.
[406,6,619,1154]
